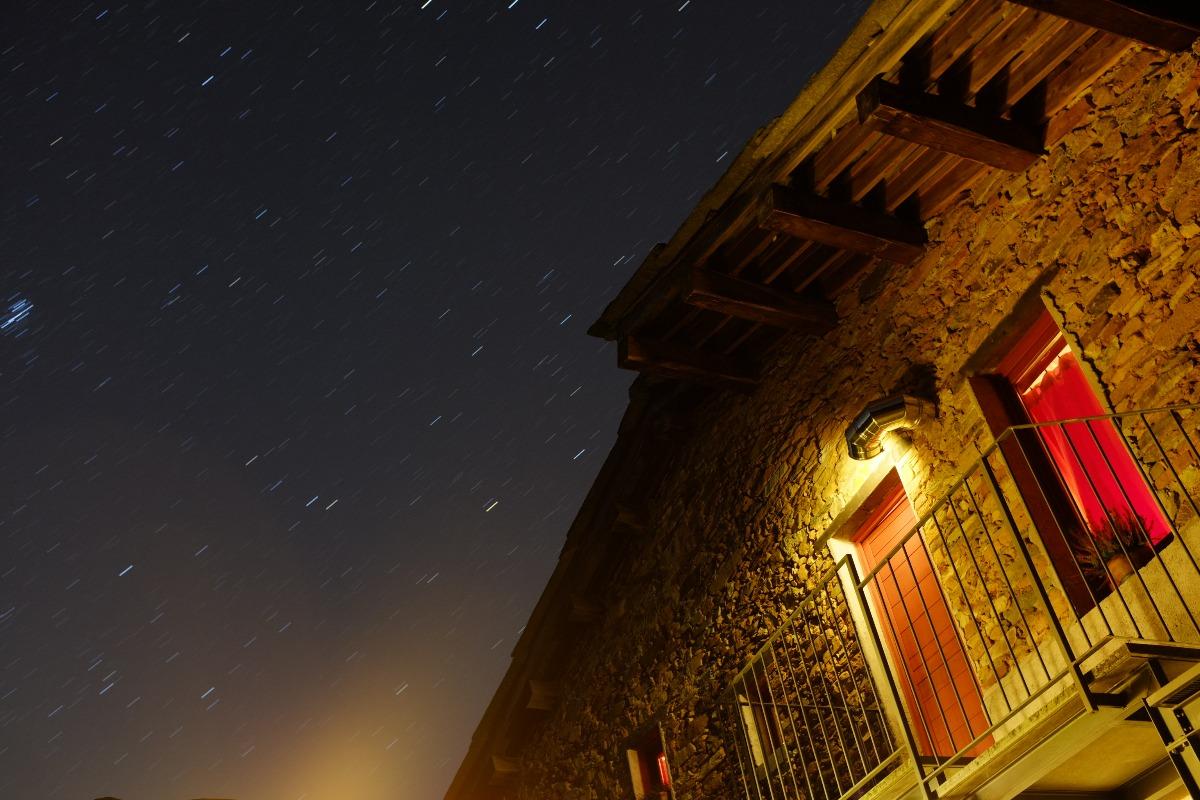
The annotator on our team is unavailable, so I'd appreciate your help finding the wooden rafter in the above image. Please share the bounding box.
[1007,0,1200,51]
[856,76,1045,171]
[618,336,757,391]
[526,680,560,712]
[683,269,837,333]
[759,184,928,264]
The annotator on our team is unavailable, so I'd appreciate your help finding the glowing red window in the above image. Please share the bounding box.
[656,752,671,787]
[624,725,673,799]
[994,310,1168,545]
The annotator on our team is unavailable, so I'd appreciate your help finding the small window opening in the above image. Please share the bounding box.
[735,672,786,774]
[623,724,674,799]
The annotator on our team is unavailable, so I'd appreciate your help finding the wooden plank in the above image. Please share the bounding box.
[489,756,520,787]
[797,247,859,291]
[903,0,1010,86]
[811,124,880,192]
[757,238,819,285]
[724,321,771,356]
[957,5,1048,99]
[526,680,560,712]
[759,184,928,264]
[661,305,704,341]
[618,336,757,391]
[615,505,646,531]
[721,226,776,279]
[683,269,838,332]
[999,20,1095,110]
[857,77,1045,171]
[886,148,961,212]
[847,138,922,203]
[918,159,989,218]
[818,253,877,295]
[1040,32,1132,119]
[1006,0,1200,51]
[566,594,601,624]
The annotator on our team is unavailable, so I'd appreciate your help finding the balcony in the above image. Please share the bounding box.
[725,405,1200,800]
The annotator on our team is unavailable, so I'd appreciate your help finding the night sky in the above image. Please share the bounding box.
[1,3,866,798]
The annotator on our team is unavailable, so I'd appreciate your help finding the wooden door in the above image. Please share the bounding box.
[855,486,990,758]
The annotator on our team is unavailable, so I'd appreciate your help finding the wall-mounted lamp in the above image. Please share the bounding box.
[845,395,936,460]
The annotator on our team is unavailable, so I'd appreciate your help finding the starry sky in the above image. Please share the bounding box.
[0,2,867,798]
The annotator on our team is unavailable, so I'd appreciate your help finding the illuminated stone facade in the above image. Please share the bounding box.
[446,14,1200,800]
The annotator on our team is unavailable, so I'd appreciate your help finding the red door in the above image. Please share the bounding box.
[855,486,991,758]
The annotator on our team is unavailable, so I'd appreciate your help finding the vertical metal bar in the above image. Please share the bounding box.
[759,643,805,800]
[792,593,850,799]
[779,613,835,800]
[1137,413,1200,630]
[730,691,762,800]
[1057,420,1154,638]
[1003,428,1111,650]
[774,620,822,800]
[896,531,976,754]
[933,499,1020,712]
[747,656,786,800]
[848,558,934,800]
[732,678,769,800]
[966,472,1053,684]
[1082,418,1186,634]
[818,569,887,769]
[958,475,1047,691]
[883,550,956,763]
[809,577,872,782]
[980,450,1094,713]
[1143,701,1200,800]
[1168,409,1200,493]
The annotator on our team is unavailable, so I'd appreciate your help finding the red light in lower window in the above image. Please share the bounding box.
[656,752,671,787]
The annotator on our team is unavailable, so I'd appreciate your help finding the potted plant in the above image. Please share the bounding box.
[1072,513,1152,587]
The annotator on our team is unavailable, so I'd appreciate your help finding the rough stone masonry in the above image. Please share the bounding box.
[512,41,1200,800]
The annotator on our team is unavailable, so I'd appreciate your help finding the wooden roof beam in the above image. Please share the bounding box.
[759,184,927,264]
[489,756,520,787]
[683,269,837,333]
[567,594,601,624]
[856,77,1045,172]
[1006,0,1200,52]
[618,336,757,392]
[526,680,560,712]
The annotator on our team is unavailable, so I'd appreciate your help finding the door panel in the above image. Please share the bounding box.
[856,487,991,758]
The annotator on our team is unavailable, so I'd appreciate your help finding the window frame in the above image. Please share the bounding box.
[966,302,1163,613]
[621,722,675,800]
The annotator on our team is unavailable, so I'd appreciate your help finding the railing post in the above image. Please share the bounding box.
[845,556,934,800]
[979,448,1095,713]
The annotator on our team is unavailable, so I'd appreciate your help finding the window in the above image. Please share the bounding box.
[972,307,1169,604]
[734,672,785,774]
[623,724,673,800]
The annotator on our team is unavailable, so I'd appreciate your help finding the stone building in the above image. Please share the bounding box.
[445,1,1200,799]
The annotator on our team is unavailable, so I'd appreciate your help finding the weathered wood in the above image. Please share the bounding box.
[614,505,646,531]
[1006,0,1200,51]
[1041,32,1132,120]
[618,336,757,391]
[489,756,520,786]
[526,680,560,712]
[683,269,837,332]
[567,594,601,624]
[999,20,1095,111]
[857,77,1045,171]
[759,184,927,264]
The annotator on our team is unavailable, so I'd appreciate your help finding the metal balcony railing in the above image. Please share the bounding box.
[725,405,1200,800]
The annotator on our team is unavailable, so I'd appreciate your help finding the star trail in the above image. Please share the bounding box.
[1,2,866,798]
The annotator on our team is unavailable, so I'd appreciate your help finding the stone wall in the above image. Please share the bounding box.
[510,43,1200,800]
